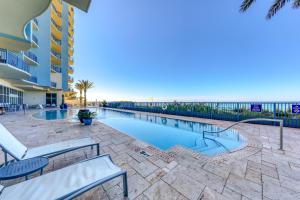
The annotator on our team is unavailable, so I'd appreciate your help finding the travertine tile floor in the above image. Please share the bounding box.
[1,109,300,200]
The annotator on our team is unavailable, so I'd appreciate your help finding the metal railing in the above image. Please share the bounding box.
[51,19,62,31]
[51,65,61,73]
[0,49,30,73]
[203,118,284,150]
[51,50,61,59]
[51,34,61,45]
[26,76,38,83]
[24,51,38,63]
[68,76,74,82]
[107,102,300,128]
[52,4,62,17]
[25,23,31,40]
[33,18,38,26]
[32,34,38,45]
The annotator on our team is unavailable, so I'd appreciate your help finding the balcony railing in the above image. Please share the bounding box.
[32,34,38,45]
[67,88,75,92]
[68,76,74,82]
[51,50,61,59]
[24,23,31,41]
[51,19,62,31]
[33,18,38,26]
[0,49,30,73]
[26,76,37,83]
[51,34,61,45]
[51,82,57,88]
[51,65,62,73]
[52,3,62,17]
[68,66,74,71]
[24,51,38,63]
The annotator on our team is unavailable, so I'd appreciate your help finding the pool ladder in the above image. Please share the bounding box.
[194,136,230,152]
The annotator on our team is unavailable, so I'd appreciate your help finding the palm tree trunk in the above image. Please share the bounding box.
[79,90,82,107]
[84,89,87,107]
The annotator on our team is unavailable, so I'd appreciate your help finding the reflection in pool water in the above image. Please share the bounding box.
[33,109,77,120]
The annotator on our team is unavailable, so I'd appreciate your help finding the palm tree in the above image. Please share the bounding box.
[240,0,300,19]
[81,80,94,107]
[75,82,84,107]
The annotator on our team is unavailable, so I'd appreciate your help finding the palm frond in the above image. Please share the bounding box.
[75,83,84,90]
[293,0,300,8]
[266,0,290,19]
[240,0,256,12]
[82,80,94,90]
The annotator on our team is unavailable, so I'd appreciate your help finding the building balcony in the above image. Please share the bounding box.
[51,36,61,53]
[51,65,62,73]
[31,34,39,48]
[64,88,77,97]
[52,0,62,14]
[68,6,74,16]
[51,50,61,65]
[68,14,74,25]
[68,47,74,56]
[68,66,74,74]
[23,51,39,66]
[25,76,38,84]
[68,27,74,37]
[32,18,39,31]
[0,48,31,80]
[68,76,74,83]
[0,2,49,52]
[68,57,74,66]
[51,81,57,88]
[0,0,91,52]
[51,8,62,27]
[68,37,74,47]
[51,22,62,40]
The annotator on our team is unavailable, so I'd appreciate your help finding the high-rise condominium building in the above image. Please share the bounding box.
[0,0,75,107]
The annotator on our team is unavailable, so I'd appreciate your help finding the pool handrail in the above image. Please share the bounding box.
[203,118,284,150]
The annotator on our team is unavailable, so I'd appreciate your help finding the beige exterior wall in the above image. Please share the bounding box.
[56,90,63,105]
[23,91,46,105]
[51,73,62,89]
[24,90,63,106]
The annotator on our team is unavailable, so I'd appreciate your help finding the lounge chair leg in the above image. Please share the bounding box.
[96,144,100,156]
[123,172,128,197]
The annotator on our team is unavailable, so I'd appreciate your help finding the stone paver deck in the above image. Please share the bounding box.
[1,109,300,200]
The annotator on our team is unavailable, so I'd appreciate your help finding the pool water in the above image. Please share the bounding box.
[33,110,71,120]
[33,108,245,156]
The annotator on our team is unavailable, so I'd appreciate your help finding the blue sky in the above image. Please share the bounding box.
[74,0,300,102]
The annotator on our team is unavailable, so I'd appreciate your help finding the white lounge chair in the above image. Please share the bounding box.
[0,124,100,164]
[0,155,128,200]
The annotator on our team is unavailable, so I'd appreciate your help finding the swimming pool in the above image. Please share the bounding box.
[33,108,245,156]
[33,109,76,120]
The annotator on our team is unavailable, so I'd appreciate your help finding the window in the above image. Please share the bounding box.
[0,85,23,104]
[46,93,57,106]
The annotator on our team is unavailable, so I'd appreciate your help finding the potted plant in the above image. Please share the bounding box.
[78,109,90,123]
[81,111,97,125]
